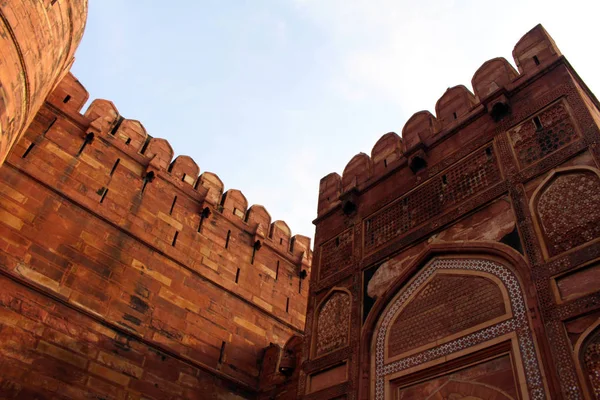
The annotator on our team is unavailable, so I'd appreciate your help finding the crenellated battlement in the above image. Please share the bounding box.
[317,24,562,218]
[0,68,313,393]
[48,73,312,263]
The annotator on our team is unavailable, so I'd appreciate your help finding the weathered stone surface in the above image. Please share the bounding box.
[0,11,312,397]
[307,24,600,400]
[0,1,88,166]
[434,197,515,242]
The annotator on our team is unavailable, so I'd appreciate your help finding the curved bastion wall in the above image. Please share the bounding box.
[0,0,88,165]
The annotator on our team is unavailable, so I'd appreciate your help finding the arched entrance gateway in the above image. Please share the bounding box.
[364,250,548,400]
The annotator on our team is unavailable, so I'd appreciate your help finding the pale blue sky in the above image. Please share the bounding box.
[72,0,600,240]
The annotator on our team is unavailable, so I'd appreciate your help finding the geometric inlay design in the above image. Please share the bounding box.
[319,229,353,280]
[508,101,578,168]
[315,291,351,356]
[374,258,545,400]
[364,145,501,253]
[583,332,600,398]
[388,274,506,358]
[536,170,600,257]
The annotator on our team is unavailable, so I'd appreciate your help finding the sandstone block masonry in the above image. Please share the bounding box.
[303,24,600,399]
[0,0,88,166]
[0,70,312,398]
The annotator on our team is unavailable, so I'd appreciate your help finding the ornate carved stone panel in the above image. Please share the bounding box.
[314,291,351,357]
[372,258,545,400]
[508,100,579,168]
[535,169,600,257]
[388,274,506,358]
[319,229,353,280]
[363,145,501,254]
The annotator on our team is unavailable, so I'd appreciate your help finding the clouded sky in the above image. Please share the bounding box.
[71,0,600,241]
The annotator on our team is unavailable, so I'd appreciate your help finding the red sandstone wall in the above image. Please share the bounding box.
[0,73,312,399]
[303,24,600,399]
[0,0,88,166]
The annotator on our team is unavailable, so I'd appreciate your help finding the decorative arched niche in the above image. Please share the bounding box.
[370,256,546,400]
[531,167,600,259]
[575,320,600,398]
[312,288,351,358]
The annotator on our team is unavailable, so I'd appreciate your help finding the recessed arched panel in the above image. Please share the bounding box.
[371,257,545,400]
[313,290,351,357]
[397,375,515,399]
[581,328,600,397]
[533,168,600,258]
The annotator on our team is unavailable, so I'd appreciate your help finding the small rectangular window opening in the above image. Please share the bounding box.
[198,208,210,233]
[285,297,289,313]
[110,158,120,176]
[169,196,177,215]
[100,188,108,203]
[442,174,448,185]
[279,238,283,245]
[172,231,179,246]
[77,132,95,156]
[42,118,57,136]
[384,159,388,168]
[125,138,131,145]
[140,172,154,195]
[110,117,124,136]
[181,174,186,182]
[218,341,226,365]
[198,216,204,233]
[22,143,35,158]
[63,95,71,103]
[225,230,231,249]
[251,247,256,265]
[275,261,280,280]
[453,112,457,120]
[235,268,240,284]
[533,55,540,66]
[533,116,543,131]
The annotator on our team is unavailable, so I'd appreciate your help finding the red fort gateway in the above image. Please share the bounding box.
[1,2,600,399]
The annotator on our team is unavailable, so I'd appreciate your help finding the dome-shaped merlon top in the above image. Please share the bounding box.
[341,153,372,193]
[246,205,272,238]
[291,234,311,257]
[143,138,174,171]
[471,58,519,100]
[512,24,562,75]
[402,111,438,153]
[270,220,292,250]
[169,155,199,186]
[435,85,477,129]
[371,132,403,176]
[84,99,120,134]
[317,172,342,216]
[47,73,89,113]
[197,172,223,205]
[220,189,248,220]
[113,119,148,152]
